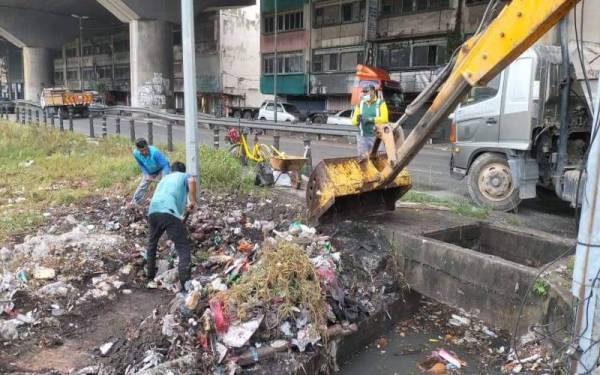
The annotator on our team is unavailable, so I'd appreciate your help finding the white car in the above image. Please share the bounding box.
[326,109,353,126]
[257,102,301,123]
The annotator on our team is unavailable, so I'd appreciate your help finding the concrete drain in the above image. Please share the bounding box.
[424,223,573,268]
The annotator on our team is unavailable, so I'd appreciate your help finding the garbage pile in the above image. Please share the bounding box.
[1,220,127,342]
[118,201,393,373]
[2,191,407,374]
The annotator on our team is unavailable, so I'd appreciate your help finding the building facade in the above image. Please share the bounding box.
[50,3,267,113]
[259,0,488,112]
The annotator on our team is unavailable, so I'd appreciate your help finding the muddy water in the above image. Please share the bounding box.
[341,301,506,375]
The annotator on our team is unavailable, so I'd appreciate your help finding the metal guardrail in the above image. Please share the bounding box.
[0,100,357,173]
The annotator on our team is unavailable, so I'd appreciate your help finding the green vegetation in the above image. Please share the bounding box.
[401,190,491,219]
[533,278,550,298]
[567,256,575,278]
[0,121,256,242]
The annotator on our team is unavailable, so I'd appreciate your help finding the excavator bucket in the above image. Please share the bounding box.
[306,154,412,224]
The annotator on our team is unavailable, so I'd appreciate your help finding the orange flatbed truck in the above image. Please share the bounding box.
[40,88,94,119]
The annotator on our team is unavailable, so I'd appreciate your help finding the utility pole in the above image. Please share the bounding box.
[72,14,89,91]
[273,0,278,123]
[181,0,200,199]
[571,70,600,374]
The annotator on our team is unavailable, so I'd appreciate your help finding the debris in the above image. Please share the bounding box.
[0,319,23,340]
[99,341,115,356]
[375,337,389,349]
[185,290,200,311]
[448,314,470,327]
[33,266,56,280]
[292,324,321,352]
[221,315,264,348]
[434,348,466,369]
[210,300,230,334]
[161,314,177,337]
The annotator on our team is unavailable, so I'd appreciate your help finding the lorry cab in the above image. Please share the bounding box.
[351,64,404,121]
[451,46,592,210]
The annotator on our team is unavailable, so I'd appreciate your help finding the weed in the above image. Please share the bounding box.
[567,256,575,278]
[506,216,522,227]
[0,121,261,243]
[401,190,490,220]
[533,278,550,298]
[217,241,327,331]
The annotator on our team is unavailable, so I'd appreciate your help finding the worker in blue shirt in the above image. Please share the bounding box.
[131,138,170,206]
[147,161,197,291]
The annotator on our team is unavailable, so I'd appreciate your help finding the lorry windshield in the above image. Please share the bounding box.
[382,86,404,108]
[464,74,501,105]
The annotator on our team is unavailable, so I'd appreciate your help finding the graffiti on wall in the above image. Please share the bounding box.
[139,73,171,109]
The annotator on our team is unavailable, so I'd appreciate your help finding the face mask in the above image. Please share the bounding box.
[362,94,371,101]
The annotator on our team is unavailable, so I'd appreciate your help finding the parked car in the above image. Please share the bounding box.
[326,109,353,126]
[0,97,15,114]
[257,101,303,123]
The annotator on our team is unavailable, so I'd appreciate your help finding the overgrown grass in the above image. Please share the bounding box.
[0,121,256,243]
[401,190,491,219]
[169,145,255,193]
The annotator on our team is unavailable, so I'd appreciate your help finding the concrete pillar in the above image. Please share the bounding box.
[23,47,52,102]
[129,20,173,109]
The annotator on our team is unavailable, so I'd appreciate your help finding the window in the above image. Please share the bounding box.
[264,16,274,33]
[264,11,303,33]
[326,54,337,71]
[54,71,64,83]
[342,1,366,23]
[83,46,94,56]
[378,40,447,69]
[82,68,95,81]
[313,55,323,73]
[390,47,410,67]
[464,74,501,105]
[465,0,489,5]
[340,51,363,71]
[262,52,304,74]
[263,56,274,74]
[66,48,78,58]
[113,40,129,53]
[314,5,339,27]
[66,70,78,80]
[97,66,112,79]
[340,109,352,117]
[114,65,129,80]
[381,0,449,15]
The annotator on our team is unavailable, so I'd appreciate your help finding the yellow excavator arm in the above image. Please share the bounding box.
[307,0,581,223]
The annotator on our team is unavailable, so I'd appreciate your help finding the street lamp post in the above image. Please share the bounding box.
[71,14,89,91]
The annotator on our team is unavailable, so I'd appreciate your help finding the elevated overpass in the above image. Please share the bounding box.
[0,0,254,102]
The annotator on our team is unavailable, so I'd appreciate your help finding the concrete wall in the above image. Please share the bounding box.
[129,20,173,109]
[261,30,308,53]
[23,47,52,102]
[311,23,364,50]
[220,6,269,107]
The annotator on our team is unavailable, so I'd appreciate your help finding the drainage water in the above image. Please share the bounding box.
[341,300,508,374]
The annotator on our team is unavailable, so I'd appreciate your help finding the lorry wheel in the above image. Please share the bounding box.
[467,153,521,211]
[243,111,253,120]
[233,110,242,118]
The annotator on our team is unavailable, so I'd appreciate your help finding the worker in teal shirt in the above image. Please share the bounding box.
[131,138,170,206]
[147,161,197,291]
